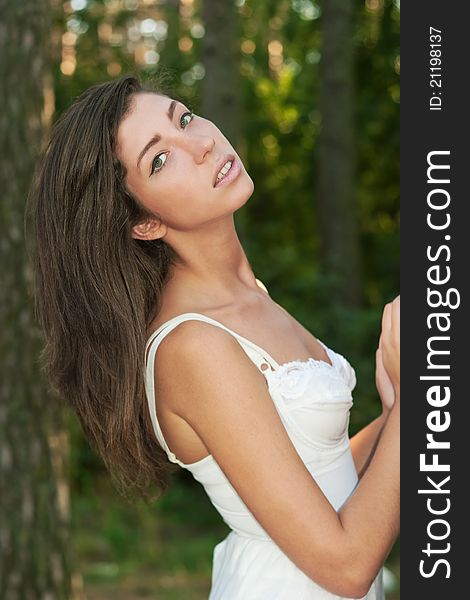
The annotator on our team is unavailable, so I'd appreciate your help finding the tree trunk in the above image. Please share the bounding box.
[163,0,182,73]
[201,0,242,151]
[0,1,79,597]
[316,0,363,307]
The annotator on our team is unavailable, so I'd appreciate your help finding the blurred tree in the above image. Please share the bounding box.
[164,0,182,73]
[0,0,80,597]
[201,0,242,151]
[316,0,363,308]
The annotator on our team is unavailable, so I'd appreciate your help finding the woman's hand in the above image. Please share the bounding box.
[376,346,395,413]
[379,295,400,398]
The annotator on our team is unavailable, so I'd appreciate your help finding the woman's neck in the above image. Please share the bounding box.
[161,216,260,309]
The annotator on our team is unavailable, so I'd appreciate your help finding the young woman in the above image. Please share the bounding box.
[29,74,400,599]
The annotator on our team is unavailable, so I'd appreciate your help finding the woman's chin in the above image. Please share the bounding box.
[235,176,255,208]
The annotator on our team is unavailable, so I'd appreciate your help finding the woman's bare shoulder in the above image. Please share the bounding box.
[150,318,248,406]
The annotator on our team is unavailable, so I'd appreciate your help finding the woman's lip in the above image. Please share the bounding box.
[212,153,235,187]
[214,157,241,188]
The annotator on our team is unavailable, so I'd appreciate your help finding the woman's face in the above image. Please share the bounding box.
[116,92,254,237]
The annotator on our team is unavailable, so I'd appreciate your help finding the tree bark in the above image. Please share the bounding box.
[163,0,182,74]
[316,0,363,307]
[200,0,242,151]
[0,1,79,597]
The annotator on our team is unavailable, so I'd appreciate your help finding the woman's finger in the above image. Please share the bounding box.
[391,296,400,344]
[382,302,391,334]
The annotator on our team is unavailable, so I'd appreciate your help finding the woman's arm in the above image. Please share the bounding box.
[349,409,389,478]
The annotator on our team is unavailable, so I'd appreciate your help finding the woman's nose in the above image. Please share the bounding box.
[187,134,215,163]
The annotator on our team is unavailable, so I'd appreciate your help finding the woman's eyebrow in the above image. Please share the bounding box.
[136,99,178,170]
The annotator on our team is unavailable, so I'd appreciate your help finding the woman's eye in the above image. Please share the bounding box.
[150,152,168,176]
[149,112,194,176]
[180,111,194,128]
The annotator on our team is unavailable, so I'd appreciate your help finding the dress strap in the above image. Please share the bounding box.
[144,312,280,466]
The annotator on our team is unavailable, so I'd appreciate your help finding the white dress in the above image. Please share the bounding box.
[145,313,385,599]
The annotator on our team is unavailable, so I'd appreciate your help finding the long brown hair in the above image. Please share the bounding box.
[26,73,184,503]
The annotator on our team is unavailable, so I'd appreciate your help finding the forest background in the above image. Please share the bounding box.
[0,0,399,598]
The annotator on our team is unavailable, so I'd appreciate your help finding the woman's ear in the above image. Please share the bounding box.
[131,218,167,241]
